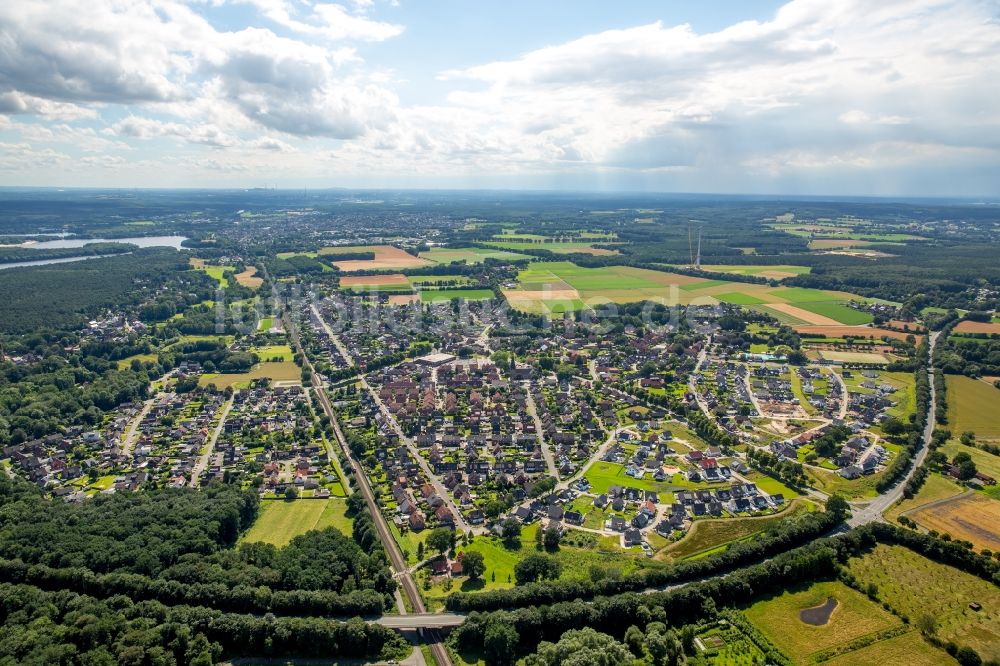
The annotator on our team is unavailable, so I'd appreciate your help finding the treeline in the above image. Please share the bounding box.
[0,582,407,665]
[0,479,396,612]
[0,241,135,264]
[449,541,840,662]
[445,500,847,613]
[874,340,930,493]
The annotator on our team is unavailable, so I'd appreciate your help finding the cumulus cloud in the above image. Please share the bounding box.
[0,0,400,141]
[0,0,998,192]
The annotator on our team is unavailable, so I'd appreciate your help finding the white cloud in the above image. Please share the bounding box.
[232,0,403,41]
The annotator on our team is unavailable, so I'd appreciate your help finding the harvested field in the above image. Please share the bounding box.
[795,325,923,342]
[339,273,409,287]
[909,492,1000,551]
[325,245,431,272]
[954,320,1000,335]
[766,302,842,325]
[234,266,263,288]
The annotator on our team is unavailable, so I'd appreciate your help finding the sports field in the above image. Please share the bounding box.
[745,580,902,664]
[200,361,301,389]
[945,375,1000,440]
[848,544,1000,661]
[321,245,431,272]
[419,246,532,264]
[241,498,352,547]
[503,261,872,323]
[419,289,495,303]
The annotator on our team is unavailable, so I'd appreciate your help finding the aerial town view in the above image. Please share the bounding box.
[0,1,999,665]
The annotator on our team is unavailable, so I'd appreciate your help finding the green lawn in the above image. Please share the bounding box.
[251,344,294,362]
[584,461,688,502]
[241,498,352,547]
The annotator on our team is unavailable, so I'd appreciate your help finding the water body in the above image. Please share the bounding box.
[799,597,839,625]
[0,235,188,270]
[25,235,187,250]
[0,253,128,271]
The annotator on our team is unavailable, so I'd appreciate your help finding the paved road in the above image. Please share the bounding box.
[191,394,234,487]
[375,613,466,629]
[523,383,557,478]
[847,331,939,527]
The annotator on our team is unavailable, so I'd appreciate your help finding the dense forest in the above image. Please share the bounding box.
[0,479,406,664]
[0,249,210,335]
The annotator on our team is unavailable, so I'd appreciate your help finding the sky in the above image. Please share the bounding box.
[1,0,999,196]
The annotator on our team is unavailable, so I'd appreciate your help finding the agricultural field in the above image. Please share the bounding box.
[848,544,1000,661]
[200,361,301,389]
[503,261,871,322]
[699,264,812,279]
[820,632,954,666]
[953,320,1000,335]
[817,350,890,364]
[907,491,1000,552]
[745,580,903,664]
[419,246,532,264]
[339,273,411,291]
[240,498,352,547]
[484,230,621,255]
[796,325,922,343]
[885,473,965,523]
[945,375,1000,441]
[419,289,495,303]
[320,245,431,271]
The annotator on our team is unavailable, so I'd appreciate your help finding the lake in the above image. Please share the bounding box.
[25,235,188,250]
